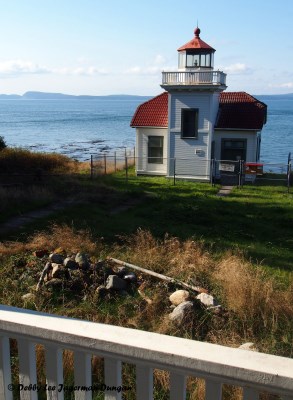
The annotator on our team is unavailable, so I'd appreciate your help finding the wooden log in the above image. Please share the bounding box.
[108,257,207,294]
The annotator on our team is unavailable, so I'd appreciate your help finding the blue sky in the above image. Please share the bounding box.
[1,0,293,95]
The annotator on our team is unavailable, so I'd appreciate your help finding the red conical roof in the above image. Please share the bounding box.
[177,27,215,52]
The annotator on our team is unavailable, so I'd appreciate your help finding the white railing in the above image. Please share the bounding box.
[0,304,293,400]
[162,71,227,86]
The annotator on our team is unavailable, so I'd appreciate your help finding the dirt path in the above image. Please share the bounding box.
[0,194,148,236]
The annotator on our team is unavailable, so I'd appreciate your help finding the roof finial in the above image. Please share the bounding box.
[194,22,200,38]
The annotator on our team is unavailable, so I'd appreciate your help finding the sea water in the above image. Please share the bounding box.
[0,96,292,164]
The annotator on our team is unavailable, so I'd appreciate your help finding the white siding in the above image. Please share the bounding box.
[214,130,258,162]
[136,127,168,175]
[170,93,211,132]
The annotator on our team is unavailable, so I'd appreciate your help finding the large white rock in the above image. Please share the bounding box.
[169,290,190,306]
[169,301,194,323]
[196,293,219,307]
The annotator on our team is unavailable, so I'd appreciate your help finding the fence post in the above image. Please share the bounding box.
[173,158,176,186]
[90,155,93,180]
[114,151,117,173]
[133,146,136,167]
[210,159,214,186]
[287,152,291,193]
[125,156,128,183]
[104,154,107,175]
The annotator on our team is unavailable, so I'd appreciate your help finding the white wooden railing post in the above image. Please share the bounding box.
[18,339,38,400]
[104,358,122,400]
[0,337,12,400]
[45,345,64,400]
[74,352,92,400]
[136,365,153,400]
[170,372,186,400]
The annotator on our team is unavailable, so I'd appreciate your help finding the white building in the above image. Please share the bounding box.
[131,27,267,181]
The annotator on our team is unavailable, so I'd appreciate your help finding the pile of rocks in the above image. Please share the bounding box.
[168,289,221,324]
[21,250,139,300]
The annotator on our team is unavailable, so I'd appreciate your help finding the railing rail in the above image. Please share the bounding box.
[1,305,293,399]
[162,71,227,86]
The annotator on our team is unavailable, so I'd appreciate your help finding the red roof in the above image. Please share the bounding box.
[130,92,168,127]
[130,91,267,131]
[177,27,215,52]
[216,92,267,130]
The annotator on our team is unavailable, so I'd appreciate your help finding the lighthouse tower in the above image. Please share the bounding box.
[161,27,227,179]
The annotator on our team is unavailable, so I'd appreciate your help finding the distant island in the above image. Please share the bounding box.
[0,91,151,100]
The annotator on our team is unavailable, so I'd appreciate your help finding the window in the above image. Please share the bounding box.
[181,109,198,138]
[148,136,164,164]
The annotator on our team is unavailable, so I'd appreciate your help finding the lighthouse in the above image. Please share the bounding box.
[131,26,266,181]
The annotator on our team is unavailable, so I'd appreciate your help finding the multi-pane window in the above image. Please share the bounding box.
[148,136,164,164]
[181,109,199,139]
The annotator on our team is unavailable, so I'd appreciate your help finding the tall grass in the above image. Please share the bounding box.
[0,147,79,174]
[0,226,292,399]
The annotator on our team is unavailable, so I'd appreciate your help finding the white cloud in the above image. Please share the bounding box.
[124,54,175,76]
[269,82,293,89]
[54,66,108,76]
[0,60,49,75]
[0,60,109,77]
[219,63,252,75]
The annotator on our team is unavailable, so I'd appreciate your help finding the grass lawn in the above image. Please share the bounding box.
[2,168,292,278]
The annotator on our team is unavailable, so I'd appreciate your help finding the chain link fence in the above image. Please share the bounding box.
[90,150,292,192]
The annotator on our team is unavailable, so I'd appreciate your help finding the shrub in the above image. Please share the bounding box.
[0,136,7,151]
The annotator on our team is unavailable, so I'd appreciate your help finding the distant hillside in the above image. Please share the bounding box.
[257,93,293,101]
[0,91,151,100]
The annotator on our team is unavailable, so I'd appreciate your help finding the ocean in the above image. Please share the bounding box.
[0,96,292,165]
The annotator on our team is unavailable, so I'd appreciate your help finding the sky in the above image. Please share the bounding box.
[0,0,293,96]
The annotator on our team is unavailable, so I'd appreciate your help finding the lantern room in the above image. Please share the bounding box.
[177,27,215,71]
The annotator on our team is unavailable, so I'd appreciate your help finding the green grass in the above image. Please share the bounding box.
[1,167,293,276]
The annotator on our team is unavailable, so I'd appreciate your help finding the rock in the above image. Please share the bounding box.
[21,293,35,302]
[95,285,108,299]
[169,301,194,323]
[238,342,259,352]
[33,249,49,258]
[49,253,64,264]
[169,290,190,306]
[196,293,219,307]
[123,272,137,283]
[63,257,78,270]
[116,266,128,278]
[75,252,90,270]
[51,263,65,278]
[106,275,127,291]
[45,278,63,288]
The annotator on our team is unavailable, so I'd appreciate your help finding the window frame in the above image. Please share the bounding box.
[147,135,164,164]
[181,108,199,139]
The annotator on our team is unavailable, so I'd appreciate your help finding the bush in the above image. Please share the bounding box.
[0,136,7,151]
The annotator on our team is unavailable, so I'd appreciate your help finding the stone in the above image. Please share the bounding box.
[169,301,194,323]
[49,253,64,264]
[169,290,190,306]
[123,272,137,283]
[196,293,219,307]
[238,342,259,352]
[75,252,90,270]
[51,263,65,278]
[45,278,63,288]
[33,249,49,258]
[116,266,128,278]
[106,275,127,291]
[95,285,108,298]
[63,257,78,270]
